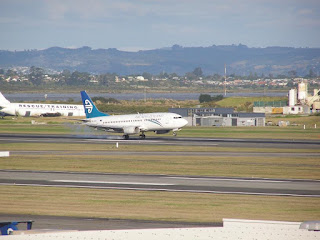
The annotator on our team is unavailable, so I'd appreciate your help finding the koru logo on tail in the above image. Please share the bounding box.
[85,99,93,113]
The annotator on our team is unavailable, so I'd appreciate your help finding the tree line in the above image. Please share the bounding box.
[0,66,318,86]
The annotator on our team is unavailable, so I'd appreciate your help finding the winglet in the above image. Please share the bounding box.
[80,91,109,118]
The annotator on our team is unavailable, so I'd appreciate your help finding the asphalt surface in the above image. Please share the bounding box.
[0,214,218,231]
[1,133,320,149]
[1,170,319,197]
[4,149,320,158]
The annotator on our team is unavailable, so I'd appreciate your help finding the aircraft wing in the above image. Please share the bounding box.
[95,126,123,133]
[69,119,125,132]
[89,125,142,134]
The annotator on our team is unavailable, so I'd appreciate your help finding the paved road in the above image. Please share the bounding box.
[0,214,216,231]
[7,150,320,157]
[1,133,320,149]
[1,170,319,197]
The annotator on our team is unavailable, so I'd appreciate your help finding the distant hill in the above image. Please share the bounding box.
[0,45,319,76]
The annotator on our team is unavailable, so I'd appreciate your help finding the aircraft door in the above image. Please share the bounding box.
[25,111,31,117]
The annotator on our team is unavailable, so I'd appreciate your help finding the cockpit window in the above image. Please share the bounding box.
[173,116,182,119]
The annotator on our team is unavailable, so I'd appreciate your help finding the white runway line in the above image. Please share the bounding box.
[164,177,291,183]
[85,139,219,145]
[52,180,175,186]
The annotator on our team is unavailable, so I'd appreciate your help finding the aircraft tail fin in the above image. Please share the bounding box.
[0,92,10,106]
[80,91,109,118]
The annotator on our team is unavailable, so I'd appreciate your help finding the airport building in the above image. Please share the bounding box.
[169,107,265,127]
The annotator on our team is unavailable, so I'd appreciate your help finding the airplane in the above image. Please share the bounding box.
[0,221,33,235]
[80,91,188,139]
[0,92,85,117]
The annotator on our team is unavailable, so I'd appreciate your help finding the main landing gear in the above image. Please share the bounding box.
[123,133,146,140]
[139,133,146,139]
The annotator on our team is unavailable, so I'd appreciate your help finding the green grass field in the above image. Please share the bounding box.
[181,126,320,139]
[216,96,287,107]
[2,153,319,179]
[0,186,319,223]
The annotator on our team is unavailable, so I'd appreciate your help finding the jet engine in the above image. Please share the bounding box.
[0,107,16,116]
[155,130,170,134]
[123,126,140,135]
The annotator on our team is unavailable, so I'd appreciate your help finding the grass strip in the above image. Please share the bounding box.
[2,154,319,179]
[180,126,320,139]
[0,186,318,223]
[1,120,320,139]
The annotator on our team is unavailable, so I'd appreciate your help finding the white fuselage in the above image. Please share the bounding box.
[85,112,188,134]
[0,102,85,117]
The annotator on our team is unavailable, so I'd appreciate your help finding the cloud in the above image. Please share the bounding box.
[2,0,319,28]
[0,0,320,50]
[297,8,314,16]
[43,0,150,20]
[151,23,205,35]
[45,1,69,20]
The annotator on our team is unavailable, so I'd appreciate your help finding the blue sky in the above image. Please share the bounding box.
[1,0,320,51]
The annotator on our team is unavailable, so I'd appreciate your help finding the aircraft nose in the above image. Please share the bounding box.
[182,118,188,126]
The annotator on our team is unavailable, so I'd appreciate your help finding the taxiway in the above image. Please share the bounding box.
[1,133,320,149]
[1,170,319,197]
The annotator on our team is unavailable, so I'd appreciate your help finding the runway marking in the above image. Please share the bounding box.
[164,177,291,183]
[85,139,165,143]
[52,180,175,186]
[84,139,218,146]
[85,139,132,142]
[0,183,318,198]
